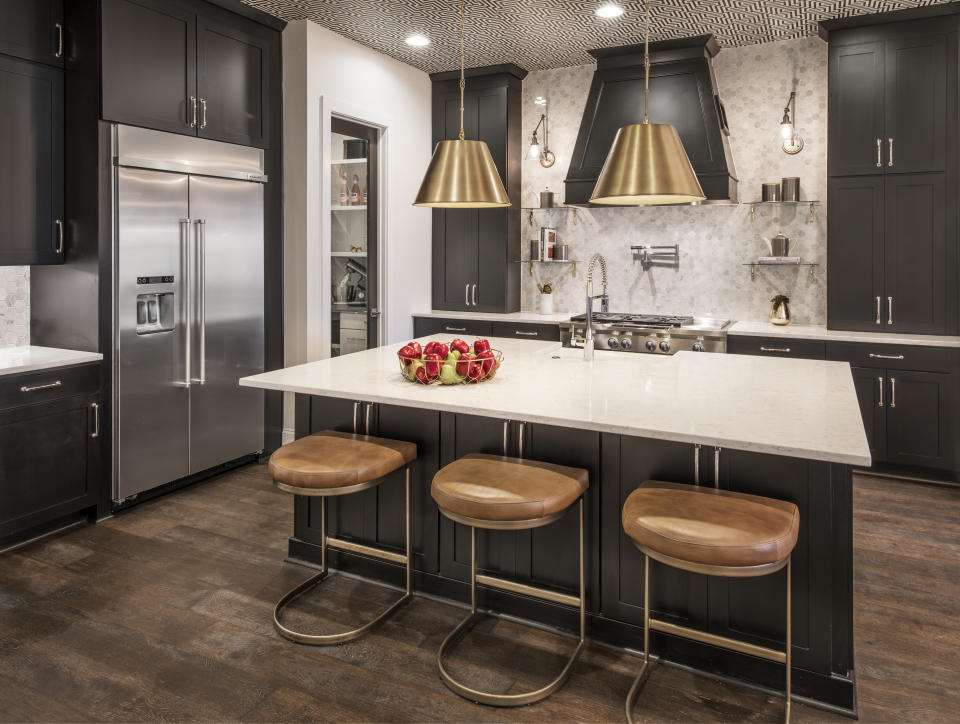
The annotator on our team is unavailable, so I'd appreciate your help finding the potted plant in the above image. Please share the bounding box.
[770,294,791,326]
[537,280,554,315]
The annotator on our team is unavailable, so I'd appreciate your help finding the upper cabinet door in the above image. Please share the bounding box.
[0,55,63,265]
[101,0,196,136]
[828,42,885,176]
[883,173,947,334]
[884,35,947,174]
[0,0,64,67]
[196,16,271,148]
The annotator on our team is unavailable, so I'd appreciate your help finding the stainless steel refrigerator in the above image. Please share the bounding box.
[112,125,265,502]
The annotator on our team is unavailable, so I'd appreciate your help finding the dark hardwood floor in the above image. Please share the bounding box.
[0,464,956,722]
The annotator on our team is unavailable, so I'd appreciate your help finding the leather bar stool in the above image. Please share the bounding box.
[268,429,416,645]
[621,480,799,723]
[431,452,589,707]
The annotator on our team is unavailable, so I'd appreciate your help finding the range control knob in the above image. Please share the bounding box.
[607,337,620,349]
[645,340,657,352]
[692,342,705,352]
[659,340,671,353]
[620,338,632,351]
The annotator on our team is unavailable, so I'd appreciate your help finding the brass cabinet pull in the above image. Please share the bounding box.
[465,284,469,306]
[21,380,62,393]
[55,23,63,58]
[91,402,100,438]
[875,296,882,325]
[445,326,466,332]
[713,447,721,488]
[517,421,526,459]
[471,283,477,306]
[502,420,509,455]
[364,402,374,434]
[878,376,884,407]
[887,296,893,325]
[200,98,207,129]
[693,443,701,484]
[55,219,64,254]
[353,401,361,433]
[514,330,539,336]
[876,138,882,167]
[189,96,197,128]
[890,377,897,408]
[869,353,904,360]
[760,346,790,353]
[888,138,894,167]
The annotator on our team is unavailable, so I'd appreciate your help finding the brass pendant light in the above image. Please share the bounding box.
[413,0,510,208]
[590,0,705,206]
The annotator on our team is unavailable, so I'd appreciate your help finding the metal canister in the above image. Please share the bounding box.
[761,183,781,202]
[540,190,555,208]
[771,232,790,257]
[530,239,541,261]
[554,244,569,261]
[781,177,800,202]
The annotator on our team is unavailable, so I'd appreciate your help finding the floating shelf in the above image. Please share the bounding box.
[749,200,820,223]
[331,251,367,257]
[520,206,579,226]
[516,259,578,277]
[744,261,819,282]
[330,158,367,166]
[332,205,368,212]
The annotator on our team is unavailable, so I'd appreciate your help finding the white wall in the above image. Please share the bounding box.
[282,20,433,437]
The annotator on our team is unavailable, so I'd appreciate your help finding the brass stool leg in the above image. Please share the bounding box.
[273,466,413,646]
[786,556,792,723]
[625,554,652,724]
[437,499,586,707]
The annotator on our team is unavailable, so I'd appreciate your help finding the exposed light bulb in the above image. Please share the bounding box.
[405,34,430,47]
[780,121,795,140]
[596,3,624,19]
[528,139,541,160]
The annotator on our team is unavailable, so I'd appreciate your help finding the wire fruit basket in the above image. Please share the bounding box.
[397,348,503,385]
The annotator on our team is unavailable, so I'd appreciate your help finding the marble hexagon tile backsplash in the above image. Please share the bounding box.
[519,35,828,324]
[0,266,29,348]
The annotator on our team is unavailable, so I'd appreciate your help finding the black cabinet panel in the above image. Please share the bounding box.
[101,0,196,135]
[884,173,947,334]
[850,365,886,462]
[490,321,561,342]
[726,335,825,360]
[885,369,953,469]
[884,34,946,174]
[0,54,63,265]
[827,176,884,331]
[0,0,63,66]
[825,340,955,371]
[828,42,885,176]
[196,15,270,148]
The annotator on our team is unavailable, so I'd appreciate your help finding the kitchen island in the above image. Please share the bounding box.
[241,338,869,714]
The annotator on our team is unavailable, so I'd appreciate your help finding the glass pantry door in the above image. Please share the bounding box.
[330,116,379,356]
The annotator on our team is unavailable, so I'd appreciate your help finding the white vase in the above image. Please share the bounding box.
[540,294,554,315]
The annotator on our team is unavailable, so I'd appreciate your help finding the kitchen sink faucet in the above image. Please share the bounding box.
[583,253,609,361]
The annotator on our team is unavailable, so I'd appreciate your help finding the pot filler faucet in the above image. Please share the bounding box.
[582,253,609,361]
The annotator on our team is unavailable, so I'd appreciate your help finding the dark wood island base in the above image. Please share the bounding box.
[288,395,856,716]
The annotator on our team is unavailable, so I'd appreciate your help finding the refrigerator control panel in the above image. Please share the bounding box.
[136,293,175,335]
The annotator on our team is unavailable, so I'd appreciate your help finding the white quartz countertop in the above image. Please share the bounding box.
[0,346,103,376]
[413,310,573,324]
[728,321,960,348]
[241,338,870,466]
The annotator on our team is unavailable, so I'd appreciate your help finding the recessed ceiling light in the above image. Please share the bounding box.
[596,3,624,18]
[405,34,430,47]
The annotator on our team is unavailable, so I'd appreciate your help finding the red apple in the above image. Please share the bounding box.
[456,351,476,377]
[433,342,449,360]
[466,362,484,383]
[423,341,438,356]
[450,338,470,355]
[477,348,495,374]
[473,339,491,355]
[423,352,442,379]
[398,344,418,368]
[408,341,422,357]
[414,366,431,384]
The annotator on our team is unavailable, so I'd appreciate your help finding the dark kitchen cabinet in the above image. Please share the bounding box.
[0,363,100,543]
[0,0,64,66]
[490,321,561,341]
[727,335,825,360]
[101,0,275,148]
[828,29,948,176]
[0,54,64,265]
[828,173,948,334]
[413,317,493,338]
[430,66,524,313]
[850,365,886,461]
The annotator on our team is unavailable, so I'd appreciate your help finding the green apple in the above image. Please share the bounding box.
[445,350,461,361]
[439,361,464,385]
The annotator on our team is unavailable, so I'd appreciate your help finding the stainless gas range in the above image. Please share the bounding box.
[559,313,731,354]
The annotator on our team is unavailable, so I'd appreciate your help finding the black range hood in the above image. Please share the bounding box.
[564,35,738,206]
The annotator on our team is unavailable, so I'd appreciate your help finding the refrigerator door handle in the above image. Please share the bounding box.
[193,219,207,385]
[175,218,192,388]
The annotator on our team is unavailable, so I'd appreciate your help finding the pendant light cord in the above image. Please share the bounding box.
[643,0,650,124]
[458,0,465,141]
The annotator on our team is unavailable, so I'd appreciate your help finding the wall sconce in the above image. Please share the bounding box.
[780,91,804,155]
[528,96,556,167]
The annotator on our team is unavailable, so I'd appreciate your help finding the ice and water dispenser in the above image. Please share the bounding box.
[135,276,175,335]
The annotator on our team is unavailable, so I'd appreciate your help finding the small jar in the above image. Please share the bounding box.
[770,300,791,326]
[540,294,554,315]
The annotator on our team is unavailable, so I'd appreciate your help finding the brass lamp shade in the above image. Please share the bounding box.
[590,123,705,205]
[414,139,510,208]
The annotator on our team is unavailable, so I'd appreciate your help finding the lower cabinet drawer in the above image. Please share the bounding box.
[491,321,561,342]
[826,341,957,372]
[413,318,493,338]
[727,335,826,360]
[0,363,99,411]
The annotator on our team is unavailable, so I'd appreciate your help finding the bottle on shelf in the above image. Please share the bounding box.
[350,174,361,205]
[339,170,348,206]
[362,181,367,206]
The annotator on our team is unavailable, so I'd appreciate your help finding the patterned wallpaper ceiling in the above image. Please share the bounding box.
[241,0,951,72]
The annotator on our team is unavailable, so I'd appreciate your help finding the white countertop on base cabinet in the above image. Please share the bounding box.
[0,346,103,377]
[728,321,960,348]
